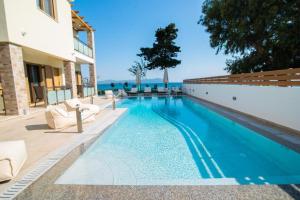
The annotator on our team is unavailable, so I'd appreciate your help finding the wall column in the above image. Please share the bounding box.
[89,64,97,92]
[64,61,77,98]
[0,43,29,115]
[87,31,97,93]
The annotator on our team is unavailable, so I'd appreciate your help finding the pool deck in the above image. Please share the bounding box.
[0,96,124,194]
[1,95,300,199]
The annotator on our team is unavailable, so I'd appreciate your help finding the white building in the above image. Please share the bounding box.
[0,0,97,115]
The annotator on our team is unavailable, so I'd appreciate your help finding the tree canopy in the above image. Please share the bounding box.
[138,23,181,71]
[128,60,147,77]
[200,0,300,74]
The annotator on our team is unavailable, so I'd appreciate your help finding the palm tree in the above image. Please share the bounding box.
[128,60,147,91]
[128,60,147,77]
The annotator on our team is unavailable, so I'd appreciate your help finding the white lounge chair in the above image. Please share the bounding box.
[45,105,95,129]
[105,90,114,99]
[157,87,168,94]
[0,140,27,182]
[171,87,182,94]
[127,87,138,95]
[64,98,100,114]
[144,87,152,95]
[117,89,127,97]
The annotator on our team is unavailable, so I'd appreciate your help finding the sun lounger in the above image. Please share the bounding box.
[64,98,100,114]
[157,87,168,95]
[171,87,182,94]
[105,90,114,99]
[0,140,27,182]
[127,87,138,95]
[144,87,152,95]
[45,105,96,129]
[117,89,128,97]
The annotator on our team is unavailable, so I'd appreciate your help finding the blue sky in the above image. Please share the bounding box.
[74,0,229,82]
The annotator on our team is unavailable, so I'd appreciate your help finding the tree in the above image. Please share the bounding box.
[138,23,181,87]
[128,60,147,77]
[200,0,300,74]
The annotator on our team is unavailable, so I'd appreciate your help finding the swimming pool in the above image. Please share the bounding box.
[56,96,300,185]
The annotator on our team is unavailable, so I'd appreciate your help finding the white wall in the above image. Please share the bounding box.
[22,47,64,68]
[183,83,300,131]
[0,0,75,61]
[22,47,66,86]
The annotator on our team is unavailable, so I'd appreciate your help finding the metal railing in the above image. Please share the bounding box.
[46,86,73,105]
[0,89,6,115]
[74,37,93,58]
[184,68,300,87]
[77,85,95,98]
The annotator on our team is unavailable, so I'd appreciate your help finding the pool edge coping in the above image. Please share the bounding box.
[186,95,300,153]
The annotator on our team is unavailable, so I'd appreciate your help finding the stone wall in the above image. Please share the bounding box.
[0,43,29,115]
[64,61,77,98]
[88,31,97,93]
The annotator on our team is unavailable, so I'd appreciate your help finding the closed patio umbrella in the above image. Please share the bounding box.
[163,68,169,88]
[136,66,141,91]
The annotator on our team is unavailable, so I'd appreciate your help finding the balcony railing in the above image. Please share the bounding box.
[74,37,93,58]
[46,86,73,105]
[77,85,95,98]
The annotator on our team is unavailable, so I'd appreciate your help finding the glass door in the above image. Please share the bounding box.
[26,64,43,103]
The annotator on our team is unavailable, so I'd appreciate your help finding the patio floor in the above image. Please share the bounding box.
[0,96,120,193]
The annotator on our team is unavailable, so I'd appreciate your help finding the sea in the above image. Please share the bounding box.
[97,82,182,91]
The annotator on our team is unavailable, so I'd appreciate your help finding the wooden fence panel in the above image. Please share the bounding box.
[183,68,300,86]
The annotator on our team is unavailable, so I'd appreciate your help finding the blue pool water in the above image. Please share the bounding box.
[57,96,300,185]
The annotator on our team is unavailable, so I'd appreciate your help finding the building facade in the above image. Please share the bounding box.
[0,0,97,115]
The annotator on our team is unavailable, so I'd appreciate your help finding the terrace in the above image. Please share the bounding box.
[1,0,300,199]
[0,97,122,193]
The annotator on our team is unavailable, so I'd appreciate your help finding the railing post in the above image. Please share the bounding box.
[63,86,66,101]
[43,87,48,107]
[55,88,58,105]
[90,95,94,104]
[76,107,83,133]
[112,95,116,110]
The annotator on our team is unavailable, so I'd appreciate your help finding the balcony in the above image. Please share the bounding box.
[74,37,93,58]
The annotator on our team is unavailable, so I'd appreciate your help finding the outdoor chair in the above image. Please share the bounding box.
[127,87,138,96]
[45,105,96,129]
[64,98,100,114]
[0,140,27,182]
[117,89,128,97]
[105,90,114,99]
[157,87,168,95]
[171,87,182,95]
[144,87,152,95]
[33,86,44,106]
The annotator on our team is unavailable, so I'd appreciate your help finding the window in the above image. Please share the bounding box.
[36,0,55,19]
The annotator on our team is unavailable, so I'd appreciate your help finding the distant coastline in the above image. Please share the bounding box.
[98,78,164,84]
[97,81,182,91]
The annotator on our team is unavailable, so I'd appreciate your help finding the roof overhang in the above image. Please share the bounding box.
[71,10,94,32]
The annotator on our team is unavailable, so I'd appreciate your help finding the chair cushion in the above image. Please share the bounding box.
[65,98,81,110]
[0,140,27,182]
